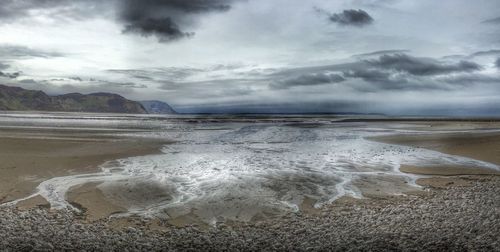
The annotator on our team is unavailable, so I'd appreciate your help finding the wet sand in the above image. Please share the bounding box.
[0,130,166,205]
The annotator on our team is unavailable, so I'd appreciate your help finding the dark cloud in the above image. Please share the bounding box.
[119,0,235,42]
[343,69,392,83]
[496,58,500,68]
[270,73,345,90]
[0,71,21,79]
[481,17,500,24]
[316,8,374,27]
[0,45,63,59]
[68,77,83,81]
[366,54,481,76]
[122,17,193,42]
[0,61,20,78]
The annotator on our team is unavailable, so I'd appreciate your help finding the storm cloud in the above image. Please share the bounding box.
[317,8,374,27]
[118,0,235,42]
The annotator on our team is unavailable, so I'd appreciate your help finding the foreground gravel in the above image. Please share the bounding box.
[1,176,499,251]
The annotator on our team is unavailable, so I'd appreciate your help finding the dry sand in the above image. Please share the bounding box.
[370,130,500,187]
[371,131,500,165]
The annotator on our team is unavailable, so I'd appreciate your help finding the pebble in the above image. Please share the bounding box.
[0,176,499,251]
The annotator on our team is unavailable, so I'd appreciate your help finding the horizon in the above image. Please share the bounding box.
[3,83,500,117]
[1,0,500,115]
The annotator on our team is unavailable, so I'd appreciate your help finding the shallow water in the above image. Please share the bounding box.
[2,113,499,224]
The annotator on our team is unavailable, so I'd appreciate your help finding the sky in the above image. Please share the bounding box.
[1,0,500,115]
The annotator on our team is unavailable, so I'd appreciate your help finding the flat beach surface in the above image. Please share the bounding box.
[0,128,165,205]
[0,117,499,250]
[371,131,500,177]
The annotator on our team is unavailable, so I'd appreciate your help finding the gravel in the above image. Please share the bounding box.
[0,176,499,251]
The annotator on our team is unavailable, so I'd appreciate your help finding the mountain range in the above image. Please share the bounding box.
[0,84,176,114]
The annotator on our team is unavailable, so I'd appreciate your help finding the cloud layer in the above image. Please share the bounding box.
[366,54,481,76]
[1,0,500,115]
[317,8,374,27]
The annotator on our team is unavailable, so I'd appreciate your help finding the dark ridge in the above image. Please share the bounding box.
[0,84,147,114]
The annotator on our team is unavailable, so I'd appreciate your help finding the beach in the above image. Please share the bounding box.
[0,125,166,206]
[0,114,499,250]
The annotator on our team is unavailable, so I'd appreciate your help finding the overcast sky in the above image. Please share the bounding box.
[1,0,500,115]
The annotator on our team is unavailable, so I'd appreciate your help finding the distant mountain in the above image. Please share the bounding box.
[140,100,177,114]
[0,84,147,114]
